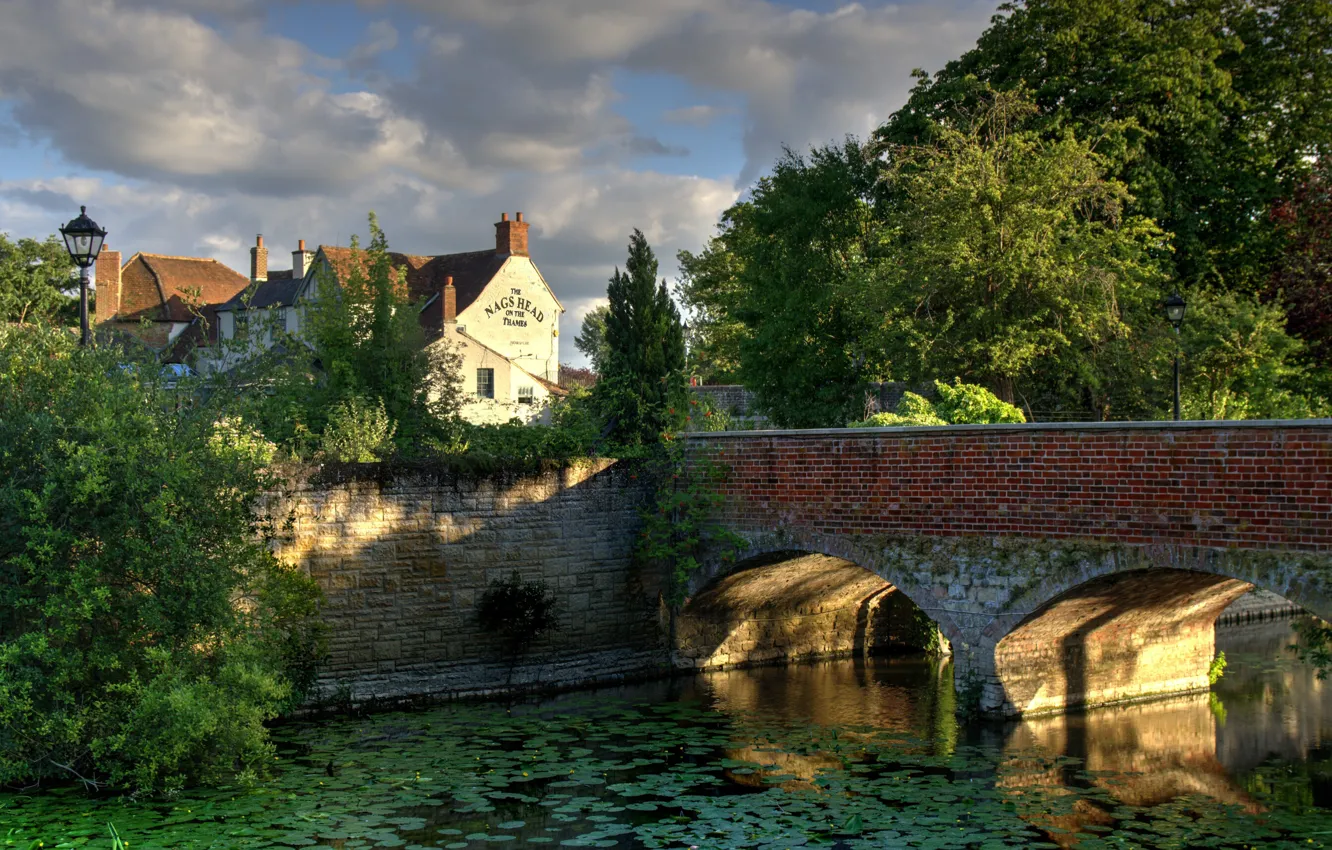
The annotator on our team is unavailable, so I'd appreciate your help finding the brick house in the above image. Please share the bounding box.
[93,246,249,355]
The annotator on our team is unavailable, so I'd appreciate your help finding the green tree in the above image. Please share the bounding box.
[877,0,1332,294]
[730,140,884,428]
[675,206,755,384]
[574,304,612,373]
[850,380,1025,427]
[595,229,687,445]
[0,324,324,792]
[223,213,463,457]
[865,91,1166,409]
[0,234,76,324]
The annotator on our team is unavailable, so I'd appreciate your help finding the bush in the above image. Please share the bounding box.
[321,396,397,462]
[848,382,1025,427]
[0,324,324,792]
[683,393,733,432]
[477,573,560,661]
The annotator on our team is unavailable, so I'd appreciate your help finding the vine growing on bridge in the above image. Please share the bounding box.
[635,440,747,637]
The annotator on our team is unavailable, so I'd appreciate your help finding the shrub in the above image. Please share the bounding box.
[848,382,1024,427]
[477,573,560,662]
[321,396,397,462]
[0,324,324,792]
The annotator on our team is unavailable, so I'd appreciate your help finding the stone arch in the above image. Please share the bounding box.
[688,529,970,655]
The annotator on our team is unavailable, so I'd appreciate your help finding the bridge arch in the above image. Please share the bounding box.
[690,529,1331,717]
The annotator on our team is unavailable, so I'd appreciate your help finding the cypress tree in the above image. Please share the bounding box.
[596,229,687,445]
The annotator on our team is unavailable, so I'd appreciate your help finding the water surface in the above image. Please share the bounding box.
[2,618,1329,849]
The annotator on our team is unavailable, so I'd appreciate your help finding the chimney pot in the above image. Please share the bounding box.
[516,212,524,222]
[298,239,305,251]
[501,212,509,221]
[256,234,264,248]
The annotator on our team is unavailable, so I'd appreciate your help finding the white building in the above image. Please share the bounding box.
[216,214,566,424]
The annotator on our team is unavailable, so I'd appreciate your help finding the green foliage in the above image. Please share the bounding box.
[320,396,397,462]
[635,445,747,614]
[0,324,324,792]
[878,0,1332,295]
[1207,651,1228,686]
[849,382,1024,427]
[1179,290,1328,420]
[1293,616,1332,679]
[675,209,755,384]
[865,90,1166,407]
[574,304,611,374]
[218,212,463,460]
[933,380,1027,424]
[730,141,883,428]
[477,573,560,661]
[0,234,76,325]
[682,394,732,432]
[595,230,688,445]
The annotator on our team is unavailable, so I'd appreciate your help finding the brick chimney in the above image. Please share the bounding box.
[443,275,456,324]
[292,238,311,280]
[93,246,122,324]
[494,211,529,257]
[250,234,268,282]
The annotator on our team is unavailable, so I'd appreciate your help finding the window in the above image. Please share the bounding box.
[476,368,495,399]
[517,385,534,404]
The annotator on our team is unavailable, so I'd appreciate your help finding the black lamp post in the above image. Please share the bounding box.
[59,206,107,347]
[1163,291,1187,421]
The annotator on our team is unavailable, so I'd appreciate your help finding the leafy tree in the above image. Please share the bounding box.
[221,213,463,457]
[0,324,324,792]
[877,0,1332,294]
[0,233,76,324]
[730,140,885,428]
[595,230,688,445]
[574,304,612,373]
[865,91,1166,408]
[1270,159,1332,393]
[675,206,756,384]
[1178,289,1326,419]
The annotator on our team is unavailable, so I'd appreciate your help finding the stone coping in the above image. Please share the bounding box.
[684,418,1332,440]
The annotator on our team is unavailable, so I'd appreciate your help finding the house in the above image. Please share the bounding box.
[217,214,567,424]
[93,246,250,354]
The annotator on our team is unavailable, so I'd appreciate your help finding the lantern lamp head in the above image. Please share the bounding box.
[59,206,107,269]
[1164,291,1187,329]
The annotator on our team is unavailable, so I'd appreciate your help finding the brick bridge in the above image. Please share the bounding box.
[682,421,1332,717]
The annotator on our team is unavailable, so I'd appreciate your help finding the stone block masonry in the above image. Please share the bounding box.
[267,460,663,703]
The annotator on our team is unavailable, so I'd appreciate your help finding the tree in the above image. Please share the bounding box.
[877,0,1332,294]
[595,230,687,445]
[864,91,1166,409]
[730,140,885,428]
[1270,159,1332,394]
[223,213,463,458]
[0,233,76,324]
[574,304,612,373]
[0,324,324,792]
[675,206,755,384]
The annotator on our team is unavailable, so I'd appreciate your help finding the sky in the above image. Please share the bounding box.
[0,0,1000,366]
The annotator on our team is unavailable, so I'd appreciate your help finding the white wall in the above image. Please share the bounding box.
[455,257,561,383]
[433,324,557,425]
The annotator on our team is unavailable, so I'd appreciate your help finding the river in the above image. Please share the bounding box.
[2,618,1330,848]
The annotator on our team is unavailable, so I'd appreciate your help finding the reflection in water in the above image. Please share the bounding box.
[688,617,1331,846]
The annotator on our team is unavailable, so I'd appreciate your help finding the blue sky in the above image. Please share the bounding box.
[0,0,999,365]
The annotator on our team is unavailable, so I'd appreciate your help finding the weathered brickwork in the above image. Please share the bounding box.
[690,422,1332,550]
[683,421,1332,716]
[268,461,663,703]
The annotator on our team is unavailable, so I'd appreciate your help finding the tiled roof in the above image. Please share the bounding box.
[317,246,507,318]
[117,253,250,322]
[217,271,303,312]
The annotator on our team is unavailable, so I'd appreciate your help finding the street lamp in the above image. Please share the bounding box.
[1163,291,1187,421]
[59,206,107,347]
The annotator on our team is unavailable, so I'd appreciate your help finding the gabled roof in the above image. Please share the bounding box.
[216,270,303,312]
[117,253,250,322]
[315,246,508,314]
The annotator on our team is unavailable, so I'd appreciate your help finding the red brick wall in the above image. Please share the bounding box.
[688,424,1332,552]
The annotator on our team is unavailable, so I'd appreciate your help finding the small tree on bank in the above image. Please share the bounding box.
[595,229,687,445]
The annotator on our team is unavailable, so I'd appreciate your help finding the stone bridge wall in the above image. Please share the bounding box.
[267,460,661,703]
